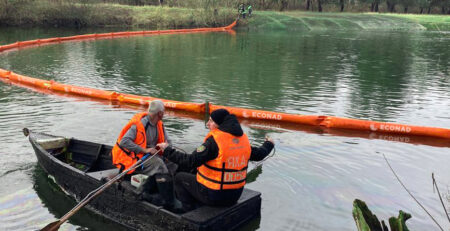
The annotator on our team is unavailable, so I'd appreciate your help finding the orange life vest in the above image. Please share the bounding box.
[111,112,165,174]
[196,129,251,190]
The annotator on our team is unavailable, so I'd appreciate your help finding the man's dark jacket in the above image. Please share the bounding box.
[162,114,274,204]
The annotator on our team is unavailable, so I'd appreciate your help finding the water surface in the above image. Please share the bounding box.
[0,27,449,231]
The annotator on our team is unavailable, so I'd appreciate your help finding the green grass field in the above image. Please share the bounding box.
[243,11,450,31]
[388,13,450,31]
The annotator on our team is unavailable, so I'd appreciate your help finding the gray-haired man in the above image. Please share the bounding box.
[111,100,177,208]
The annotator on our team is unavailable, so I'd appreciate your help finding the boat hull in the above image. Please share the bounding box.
[29,131,261,231]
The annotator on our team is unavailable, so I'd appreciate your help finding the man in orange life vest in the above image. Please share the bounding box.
[111,100,177,207]
[157,109,274,210]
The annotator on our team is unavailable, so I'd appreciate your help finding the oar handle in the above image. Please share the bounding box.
[72,152,154,206]
[141,153,151,161]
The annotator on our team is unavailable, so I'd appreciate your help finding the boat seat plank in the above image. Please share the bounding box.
[181,189,261,224]
[68,139,103,170]
[83,144,103,172]
[36,137,66,150]
[88,145,115,171]
[86,168,120,181]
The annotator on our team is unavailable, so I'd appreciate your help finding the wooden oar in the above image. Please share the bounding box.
[41,151,160,231]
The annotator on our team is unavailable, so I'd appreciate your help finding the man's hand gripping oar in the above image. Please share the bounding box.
[40,149,162,231]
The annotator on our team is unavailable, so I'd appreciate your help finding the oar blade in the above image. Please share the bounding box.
[40,220,61,231]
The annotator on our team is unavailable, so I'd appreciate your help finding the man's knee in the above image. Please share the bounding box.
[151,156,165,165]
[155,173,172,183]
[174,172,185,185]
[149,157,169,173]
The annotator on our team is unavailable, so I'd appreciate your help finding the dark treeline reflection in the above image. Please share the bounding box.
[1,30,448,124]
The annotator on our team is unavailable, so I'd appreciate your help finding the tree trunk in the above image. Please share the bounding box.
[371,3,374,11]
[306,0,310,10]
[375,3,379,12]
[390,4,396,12]
[318,0,322,12]
[280,0,288,11]
[442,6,445,14]
[420,7,423,13]
[427,7,431,14]
[340,0,344,12]
[404,6,408,13]
[2,0,7,15]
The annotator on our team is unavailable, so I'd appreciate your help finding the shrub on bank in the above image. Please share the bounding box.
[0,0,235,28]
[0,1,130,27]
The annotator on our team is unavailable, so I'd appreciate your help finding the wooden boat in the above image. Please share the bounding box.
[25,128,261,231]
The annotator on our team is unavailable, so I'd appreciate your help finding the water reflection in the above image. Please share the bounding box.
[0,28,449,231]
[0,165,111,231]
[0,187,51,231]
[32,166,128,231]
[1,30,448,128]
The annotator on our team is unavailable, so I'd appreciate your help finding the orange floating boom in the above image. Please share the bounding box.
[0,21,449,140]
[319,116,450,139]
[209,104,322,126]
[4,76,448,148]
[209,105,450,139]
[0,21,237,53]
[1,67,449,139]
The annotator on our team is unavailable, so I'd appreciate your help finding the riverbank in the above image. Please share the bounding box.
[1,1,449,31]
[0,2,235,28]
[242,11,450,31]
[389,13,450,31]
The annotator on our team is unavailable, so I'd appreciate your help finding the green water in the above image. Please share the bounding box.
[0,27,449,230]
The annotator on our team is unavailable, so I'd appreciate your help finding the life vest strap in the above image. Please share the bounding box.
[144,120,150,131]
[204,163,248,172]
[197,171,246,185]
[116,163,125,173]
[220,163,225,190]
[116,142,135,158]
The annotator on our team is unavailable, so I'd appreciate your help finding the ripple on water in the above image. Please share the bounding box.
[0,188,55,231]
[250,130,450,230]
[0,29,449,231]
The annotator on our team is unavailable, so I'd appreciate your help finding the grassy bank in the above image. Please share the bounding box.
[1,1,449,31]
[241,11,450,31]
[389,13,450,31]
[0,1,236,28]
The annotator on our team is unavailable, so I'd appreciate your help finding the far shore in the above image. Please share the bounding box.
[0,3,449,31]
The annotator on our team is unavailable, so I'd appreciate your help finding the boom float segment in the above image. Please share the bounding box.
[209,105,450,139]
[0,20,449,140]
[0,23,236,53]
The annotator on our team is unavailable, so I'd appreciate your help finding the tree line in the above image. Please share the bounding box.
[264,0,449,13]
[119,0,450,14]
[1,0,448,19]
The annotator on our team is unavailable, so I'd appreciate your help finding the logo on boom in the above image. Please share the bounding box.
[370,123,412,133]
[251,111,282,120]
